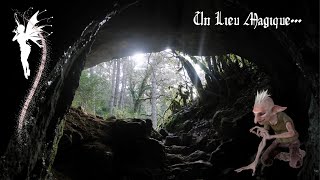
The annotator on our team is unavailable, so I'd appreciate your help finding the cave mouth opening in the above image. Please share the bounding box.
[71,48,270,130]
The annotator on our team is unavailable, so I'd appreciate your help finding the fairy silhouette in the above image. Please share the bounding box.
[12,9,50,79]
[12,8,52,140]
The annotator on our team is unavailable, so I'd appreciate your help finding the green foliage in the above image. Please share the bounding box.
[72,53,190,123]
[72,69,110,116]
[112,107,136,119]
[163,52,261,131]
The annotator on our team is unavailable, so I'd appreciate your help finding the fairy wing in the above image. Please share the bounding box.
[25,11,44,48]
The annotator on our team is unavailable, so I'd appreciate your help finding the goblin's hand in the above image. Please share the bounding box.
[234,162,257,176]
[249,126,268,137]
[260,131,272,140]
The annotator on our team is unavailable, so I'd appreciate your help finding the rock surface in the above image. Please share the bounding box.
[53,107,168,179]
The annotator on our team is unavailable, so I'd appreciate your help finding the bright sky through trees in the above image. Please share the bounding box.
[132,49,205,78]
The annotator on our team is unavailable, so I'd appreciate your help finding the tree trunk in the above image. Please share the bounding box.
[133,100,140,113]
[130,55,152,114]
[118,59,127,109]
[206,56,213,73]
[89,67,96,115]
[151,62,157,129]
[220,55,228,72]
[212,56,219,73]
[109,60,116,115]
[175,52,204,100]
[190,86,194,100]
[114,59,121,109]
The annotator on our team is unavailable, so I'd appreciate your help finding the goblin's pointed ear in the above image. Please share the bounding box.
[272,105,287,113]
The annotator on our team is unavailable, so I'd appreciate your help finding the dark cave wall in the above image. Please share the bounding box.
[1,0,318,179]
[2,0,119,156]
[1,2,118,178]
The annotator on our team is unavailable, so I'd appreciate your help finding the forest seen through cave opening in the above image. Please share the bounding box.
[72,49,260,129]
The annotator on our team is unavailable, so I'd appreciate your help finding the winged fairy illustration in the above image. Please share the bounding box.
[12,9,51,79]
[12,8,52,140]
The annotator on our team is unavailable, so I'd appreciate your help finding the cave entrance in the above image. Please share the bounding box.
[71,49,267,129]
[73,49,203,129]
[54,49,274,179]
